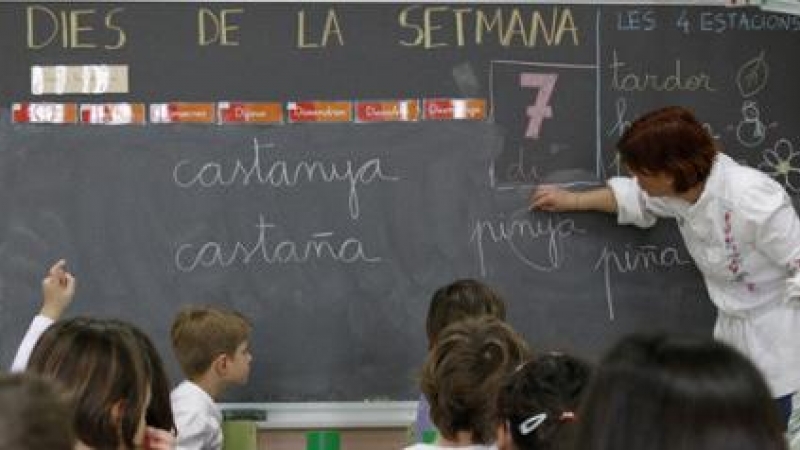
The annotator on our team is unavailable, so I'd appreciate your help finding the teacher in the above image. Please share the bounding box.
[531,106,800,426]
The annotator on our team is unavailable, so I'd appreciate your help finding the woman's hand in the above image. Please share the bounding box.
[530,185,579,212]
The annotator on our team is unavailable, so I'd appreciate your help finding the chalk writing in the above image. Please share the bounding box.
[172,138,400,219]
[606,97,631,139]
[470,210,584,276]
[616,9,656,31]
[174,214,381,272]
[397,5,579,48]
[609,50,716,92]
[297,8,344,48]
[506,145,540,183]
[26,5,126,50]
[197,8,243,46]
[607,96,720,143]
[698,11,800,33]
[594,244,692,320]
[675,9,691,34]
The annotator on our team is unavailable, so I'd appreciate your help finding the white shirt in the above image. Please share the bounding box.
[10,315,54,372]
[608,153,800,396]
[171,380,223,450]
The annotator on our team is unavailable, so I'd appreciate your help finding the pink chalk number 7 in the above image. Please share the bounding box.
[521,73,558,139]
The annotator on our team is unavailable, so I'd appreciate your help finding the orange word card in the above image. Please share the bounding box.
[80,103,146,125]
[423,99,487,121]
[12,103,77,124]
[287,101,352,123]
[150,103,215,124]
[218,102,283,125]
[355,100,419,123]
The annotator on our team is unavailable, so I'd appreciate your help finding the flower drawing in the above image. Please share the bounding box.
[759,139,800,194]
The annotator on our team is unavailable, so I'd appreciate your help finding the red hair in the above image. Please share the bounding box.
[617,106,717,193]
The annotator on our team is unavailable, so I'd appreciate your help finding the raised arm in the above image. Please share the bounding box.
[10,260,76,372]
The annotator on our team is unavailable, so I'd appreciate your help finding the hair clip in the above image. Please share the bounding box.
[560,411,576,422]
[519,413,547,435]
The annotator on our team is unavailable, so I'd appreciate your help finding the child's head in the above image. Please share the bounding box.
[171,306,252,384]
[421,317,530,445]
[496,353,592,450]
[426,279,507,347]
[27,317,153,450]
[0,373,74,450]
[575,333,786,450]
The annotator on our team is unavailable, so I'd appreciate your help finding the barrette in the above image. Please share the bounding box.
[519,413,547,435]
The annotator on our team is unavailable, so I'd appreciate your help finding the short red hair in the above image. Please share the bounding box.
[617,106,717,193]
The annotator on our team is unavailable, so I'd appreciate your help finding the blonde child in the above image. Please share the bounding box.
[170,306,252,450]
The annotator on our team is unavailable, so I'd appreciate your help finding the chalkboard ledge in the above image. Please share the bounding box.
[220,402,417,429]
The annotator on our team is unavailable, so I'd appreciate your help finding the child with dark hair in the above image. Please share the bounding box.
[496,353,591,450]
[0,373,74,450]
[413,279,508,443]
[405,317,530,450]
[28,317,174,450]
[575,333,787,450]
[125,322,177,434]
[10,260,175,449]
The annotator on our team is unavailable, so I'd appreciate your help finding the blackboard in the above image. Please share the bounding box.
[0,2,798,401]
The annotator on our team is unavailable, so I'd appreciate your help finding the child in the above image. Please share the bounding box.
[405,316,530,450]
[0,373,74,450]
[574,333,786,450]
[495,353,592,450]
[170,306,252,450]
[414,279,508,442]
[28,317,174,450]
[10,260,175,448]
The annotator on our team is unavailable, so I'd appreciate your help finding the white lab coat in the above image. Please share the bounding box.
[608,153,800,396]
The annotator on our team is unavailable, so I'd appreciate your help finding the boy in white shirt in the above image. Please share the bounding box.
[170,306,252,450]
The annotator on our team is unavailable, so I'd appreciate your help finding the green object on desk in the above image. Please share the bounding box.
[222,420,257,450]
[422,430,437,444]
[306,430,341,450]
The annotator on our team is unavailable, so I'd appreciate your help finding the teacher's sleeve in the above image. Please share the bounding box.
[743,179,800,302]
[607,177,658,228]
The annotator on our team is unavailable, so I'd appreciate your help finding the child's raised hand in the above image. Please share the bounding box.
[40,259,76,320]
[143,426,176,450]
